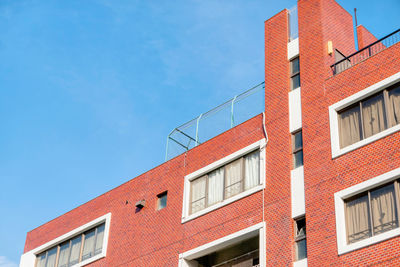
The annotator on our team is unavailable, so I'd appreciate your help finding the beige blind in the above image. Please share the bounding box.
[225,159,242,198]
[244,151,259,190]
[191,176,206,214]
[207,168,224,206]
[346,195,371,243]
[371,184,398,235]
[339,105,361,148]
[95,224,105,255]
[362,94,386,138]
[388,86,400,126]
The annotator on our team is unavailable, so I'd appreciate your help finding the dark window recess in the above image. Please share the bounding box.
[157,191,168,210]
[294,217,307,261]
[292,130,303,169]
[290,57,301,90]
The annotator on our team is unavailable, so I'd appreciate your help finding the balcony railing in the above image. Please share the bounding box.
[331,28,400,75]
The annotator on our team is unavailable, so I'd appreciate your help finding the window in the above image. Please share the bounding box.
[190,150,260,215]
[36,223,105,267]
[337,82,400,148]
[294,217,307,261]
[290,57,300,90]
[345,182,399,244]
[157,191,168,210]
[330,73,400,158]
[292,131,303,169]
[335,168,400,254]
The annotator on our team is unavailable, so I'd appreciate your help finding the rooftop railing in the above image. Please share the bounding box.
[331,28,400,75]
[165,82,265,161]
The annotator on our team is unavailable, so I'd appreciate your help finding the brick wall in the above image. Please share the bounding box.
[357,25,378,50]
[24,115,265,266]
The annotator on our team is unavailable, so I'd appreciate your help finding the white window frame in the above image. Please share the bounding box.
[181,139,266,223]
[178,222,266,267]
[19,213,111,267]
[329,71,400,158]
[334,168,400,255]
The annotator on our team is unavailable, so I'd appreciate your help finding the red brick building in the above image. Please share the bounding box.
[20,0,400,266]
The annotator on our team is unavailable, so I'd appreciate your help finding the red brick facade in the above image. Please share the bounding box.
[23,0,400,266]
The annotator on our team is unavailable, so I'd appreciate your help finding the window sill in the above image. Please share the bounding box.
[182,184,265,223]
[71,253,105,267]
[293,258,307,267]
[332,124,400,159]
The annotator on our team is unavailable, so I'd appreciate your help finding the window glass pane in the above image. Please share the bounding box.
[388,85,400,127]
[244,151,260,190]
[291,74,301,90]
[57,242,70,267]
[370,183,398,235]
[94,224,105,256]
[339,105,362,148]
[362,93,387,138]
[157,193,168,210]
[346,194,371,243]
[295,218,306,238]
[82,229,96,261]
[291,57,300,74]
[207,168,224,206]
[68,235,82,266]
[293,150,303,169]
[225,159,242,198]
[191,176,207,214]
[295,239,307,261]
[293,131,303,151]
[36,252,47,267]
[45,247,57,267]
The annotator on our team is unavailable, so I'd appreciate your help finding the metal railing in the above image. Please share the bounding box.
[331,28,400,75]
[165,82,265,161]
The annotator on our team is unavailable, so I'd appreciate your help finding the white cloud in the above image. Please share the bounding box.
[0,256,18,267]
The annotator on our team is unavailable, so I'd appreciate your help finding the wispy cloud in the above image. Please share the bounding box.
[0,256,18,267]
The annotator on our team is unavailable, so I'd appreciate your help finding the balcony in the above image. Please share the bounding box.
[331,28,400,75]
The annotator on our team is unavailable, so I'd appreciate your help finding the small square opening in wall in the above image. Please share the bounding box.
[157,191,168,210]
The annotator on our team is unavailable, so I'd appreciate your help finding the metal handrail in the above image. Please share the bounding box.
[331,28,400,75]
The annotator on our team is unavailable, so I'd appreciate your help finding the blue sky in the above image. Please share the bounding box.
[0,0,399,265]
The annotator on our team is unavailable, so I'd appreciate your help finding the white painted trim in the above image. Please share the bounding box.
[329,71,400,158]
[181,139,266,223]
[293,258,308,267]
[288,38,299,60]
[334,167,400,255]
[179,222,265,266]
[19,213,112,267]
[291,166,305,218]
[289,87,302,133]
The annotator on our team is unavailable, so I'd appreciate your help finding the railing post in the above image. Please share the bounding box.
[195,113,203,146]
[231,95,238,128]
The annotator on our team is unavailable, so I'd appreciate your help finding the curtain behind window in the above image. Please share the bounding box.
[94,224,105,255]
[339,105,362,148]
[82,229,96,260]
[207,168,224,206]
[58,242,70,267]
[371,184,398,235]
[244,152,259,190]
[45,247,57,267]
[346,195,371,243]
[36,253,46,267]
[389,86,400,127]
[191,176,206,213]
[362,94,387,138]
[225,159,242,198]
[69,236,82,265]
